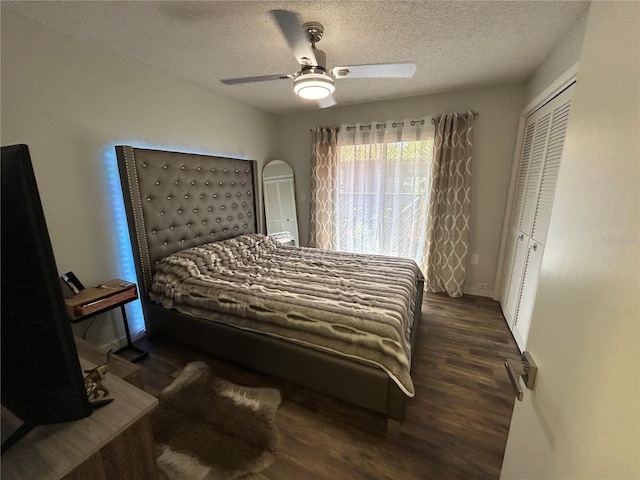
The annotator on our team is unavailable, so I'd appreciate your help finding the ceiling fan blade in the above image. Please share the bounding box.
[220,73,294,85]
[270,10,317,66]
[318,95,337,109]
[331,63,416,79]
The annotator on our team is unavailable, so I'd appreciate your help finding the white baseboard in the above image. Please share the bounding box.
[98,331,146,351]
[464,287,495,298]
[98,337,127,351]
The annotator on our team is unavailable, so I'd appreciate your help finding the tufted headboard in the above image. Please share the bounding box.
[116,146,259,305]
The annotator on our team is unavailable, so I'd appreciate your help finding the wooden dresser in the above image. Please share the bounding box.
[1,339,158,480]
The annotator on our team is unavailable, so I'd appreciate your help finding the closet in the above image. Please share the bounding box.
[501,82,575,351]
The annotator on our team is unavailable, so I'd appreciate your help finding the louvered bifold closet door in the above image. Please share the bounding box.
[531,86,574,244]
[512,84,575,348]
[501,82,575,350]
[503,108,552,325]
[510,123,536,229]
[520,114,552,234]
[504,120,537,325]
[513,240,545,346]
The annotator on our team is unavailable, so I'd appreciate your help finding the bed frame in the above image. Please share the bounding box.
[116,145,423,421]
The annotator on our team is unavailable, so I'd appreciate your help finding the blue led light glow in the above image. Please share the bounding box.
[103,147,145,339]
[102,142,248,340]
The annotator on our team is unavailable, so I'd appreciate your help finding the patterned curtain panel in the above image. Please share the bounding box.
[335,119,434,266]
[423,111,475,297]
[309,127,340,249]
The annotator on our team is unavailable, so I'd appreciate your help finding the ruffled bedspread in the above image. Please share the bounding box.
[150,234,420,396]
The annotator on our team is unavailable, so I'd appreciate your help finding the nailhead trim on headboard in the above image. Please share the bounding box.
[123,146,152,296]
[116,146,259,306]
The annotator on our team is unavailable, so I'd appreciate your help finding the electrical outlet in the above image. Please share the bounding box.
[477,282,488,290]
[470,254,479,266]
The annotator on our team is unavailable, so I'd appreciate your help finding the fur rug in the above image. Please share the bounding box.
[152,361,282,480]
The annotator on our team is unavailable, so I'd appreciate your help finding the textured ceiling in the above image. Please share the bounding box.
[5,1,588,114]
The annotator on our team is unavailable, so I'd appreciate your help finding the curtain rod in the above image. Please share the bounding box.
[311,111,478,132]
[430,110,479,124]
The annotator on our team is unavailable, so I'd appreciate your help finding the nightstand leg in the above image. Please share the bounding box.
[114,305,148,363]
[121,305,134,346]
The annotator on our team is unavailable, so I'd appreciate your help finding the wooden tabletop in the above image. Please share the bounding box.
[0,352,158,480]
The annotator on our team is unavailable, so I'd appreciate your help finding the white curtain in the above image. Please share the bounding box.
[335,118,434,267]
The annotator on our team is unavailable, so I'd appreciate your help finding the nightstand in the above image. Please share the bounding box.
[65,279,148,363]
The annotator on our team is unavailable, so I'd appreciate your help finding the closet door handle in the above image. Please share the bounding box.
[532,243,538,251]
[518,233,524,241]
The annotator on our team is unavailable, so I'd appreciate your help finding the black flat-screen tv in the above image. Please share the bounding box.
[1,144,92,453]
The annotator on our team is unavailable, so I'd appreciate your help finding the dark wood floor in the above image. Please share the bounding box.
[137,293,520,480]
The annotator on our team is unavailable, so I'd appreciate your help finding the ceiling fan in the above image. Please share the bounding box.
[220,10,416,108]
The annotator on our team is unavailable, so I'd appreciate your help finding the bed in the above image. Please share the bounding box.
[116,146,424,422]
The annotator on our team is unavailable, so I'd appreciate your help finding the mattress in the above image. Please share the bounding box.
[150,234,419,396]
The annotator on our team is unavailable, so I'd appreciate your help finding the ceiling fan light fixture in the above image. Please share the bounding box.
[293,73,335,100]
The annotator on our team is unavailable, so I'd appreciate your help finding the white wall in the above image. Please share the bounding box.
[501,2,639,478]
[1,9,278,347]
[526,6,589,105]
[275,84,525,296]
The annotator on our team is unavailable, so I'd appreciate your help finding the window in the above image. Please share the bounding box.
[336,129,433,264]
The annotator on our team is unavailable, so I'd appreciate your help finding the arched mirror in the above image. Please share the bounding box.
[262,160,299,246]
